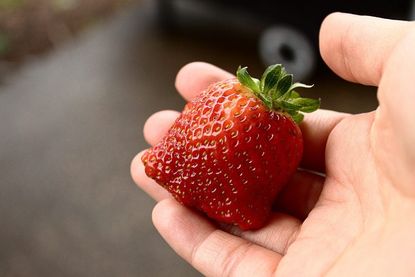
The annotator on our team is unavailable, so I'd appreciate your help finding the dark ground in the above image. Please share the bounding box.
[0,1,378,276]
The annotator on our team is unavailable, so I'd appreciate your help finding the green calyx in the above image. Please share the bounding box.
[236,64,320,124]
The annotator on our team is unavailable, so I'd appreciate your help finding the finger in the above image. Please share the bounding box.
[274,169,324,220]
[320,12,413,86]
[144,110,180,146]
[145,62,233,146]
[130,151,171,201]
[380,27,415,151]
[153,199,282,276]
[375,27,415,193]
[300,109,349,172]
[175,62,234,101]
[220,212,300,255]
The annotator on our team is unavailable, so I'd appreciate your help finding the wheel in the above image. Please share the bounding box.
[259,25,316,81]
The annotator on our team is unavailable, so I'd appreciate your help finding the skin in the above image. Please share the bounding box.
[131,13,415,276]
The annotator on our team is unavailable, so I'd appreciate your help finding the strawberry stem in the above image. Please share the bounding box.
[236,65,320,124]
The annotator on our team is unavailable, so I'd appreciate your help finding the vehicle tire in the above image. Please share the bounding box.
[259,25,316,81]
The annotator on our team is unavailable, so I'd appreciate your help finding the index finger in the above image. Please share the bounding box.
[152,198,282,276]
[320,12,413,86]
[175,62,233,101]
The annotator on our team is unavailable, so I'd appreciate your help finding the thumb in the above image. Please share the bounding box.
[319,13,413,86]
[320,12,415,194]
[374,26,415,195]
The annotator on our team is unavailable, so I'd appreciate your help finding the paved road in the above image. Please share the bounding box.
[0,1,377,276]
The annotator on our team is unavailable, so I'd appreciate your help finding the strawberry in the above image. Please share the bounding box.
[142,64,319,230]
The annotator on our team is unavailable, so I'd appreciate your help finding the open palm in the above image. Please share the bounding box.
[131,13,415,276]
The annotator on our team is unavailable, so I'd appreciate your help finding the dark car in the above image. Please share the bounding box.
[158,0,414,80]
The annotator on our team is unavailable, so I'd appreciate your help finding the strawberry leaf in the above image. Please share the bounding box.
[276,74,293,97]
[290,97,321,113]
[237,64,320,124]
[260,64,282,94]
[289,82,314,91]
[290,112,304,124]
[290,91,301,98]
[278,100,301,112]
[237,66,260,93]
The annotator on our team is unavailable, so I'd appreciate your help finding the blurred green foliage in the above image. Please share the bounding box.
[0,32,10,55]
[0,0,25,10]
[52,0,79,11]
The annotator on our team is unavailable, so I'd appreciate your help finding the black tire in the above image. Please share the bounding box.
[259,25,316,81]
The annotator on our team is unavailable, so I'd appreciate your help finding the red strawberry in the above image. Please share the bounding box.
[142,64,319,230]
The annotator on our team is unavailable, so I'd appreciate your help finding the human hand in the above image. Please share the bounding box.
[131,13,415,276]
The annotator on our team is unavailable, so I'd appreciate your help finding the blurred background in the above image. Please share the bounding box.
[0,0,413,276]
